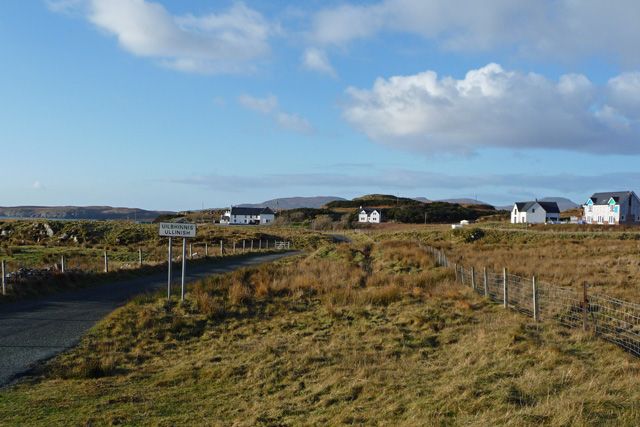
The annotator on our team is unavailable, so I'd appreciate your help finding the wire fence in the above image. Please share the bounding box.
[423,245,640,358]
[0,239,293,297]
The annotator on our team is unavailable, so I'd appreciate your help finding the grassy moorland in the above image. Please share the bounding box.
[364,223,640,301]
[0,220,331,301]
[0,220,328,266]
[1,241,639,426]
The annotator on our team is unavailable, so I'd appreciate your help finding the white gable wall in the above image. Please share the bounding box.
[512,203,559,224]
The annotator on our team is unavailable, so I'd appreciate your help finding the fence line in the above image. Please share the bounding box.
[0,239,293,297]
[423,245,640,357]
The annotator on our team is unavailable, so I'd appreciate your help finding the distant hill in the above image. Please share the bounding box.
[0,206,173,221]
[326,194,423,209]
[538,197,579,212]
[239,196,346,210]
[438,198,492,207]
[412,197,431,203]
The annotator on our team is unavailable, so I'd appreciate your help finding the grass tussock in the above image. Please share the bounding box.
[1,240,639,426]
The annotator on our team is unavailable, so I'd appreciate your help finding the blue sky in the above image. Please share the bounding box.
[1,0,640,210]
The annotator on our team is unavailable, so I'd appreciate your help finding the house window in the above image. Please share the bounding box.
[532,209,535,213]
[588,205,592,212]
[609,216,615,224]
[609,204,614,212]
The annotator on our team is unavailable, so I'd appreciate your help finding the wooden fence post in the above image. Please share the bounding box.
[460,266,465,285]
[138,249,142,267]
[583,282,589,332]
[233,241,236,254]
[205,243,208,257]
[251,240,254,251]
[220,240,223,256]
[471,267,476,291]
[503,268,508,308]
[61,255,66,273]
[242,240,246,253]
[1,260,5,296]
[104,250,109,273]
[483,267,488,298]
[454,263,458,282]
[532,276,539,322]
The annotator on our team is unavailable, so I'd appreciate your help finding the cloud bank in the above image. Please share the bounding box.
[311,0,640,63]
[49,0,273,74]
[174,170,640,197]
[343,64,640,155]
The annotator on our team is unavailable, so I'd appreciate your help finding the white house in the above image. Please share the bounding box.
[358,207,382,224]
[220,207,275,225]
[583,191,640,225]
[511,201,560,224]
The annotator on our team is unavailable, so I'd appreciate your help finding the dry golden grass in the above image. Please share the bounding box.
[1,241,639,426]
[367,224,640,301]
[442,232,640,301]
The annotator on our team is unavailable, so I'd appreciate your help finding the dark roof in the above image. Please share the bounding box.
[513,201,560,214]
[360,208,379,214]
[537,202,560,214]
[229,206,275,216]
[588,191,637,205]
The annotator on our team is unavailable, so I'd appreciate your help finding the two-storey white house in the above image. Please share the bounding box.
[358,207,382,224]
[220,207,275,225]
[511,201,560,224]
[583,191,640,225]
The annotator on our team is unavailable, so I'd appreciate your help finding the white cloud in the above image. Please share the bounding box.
[302,47,336,77]
[50,0,273,74]
[607,72,640,120]
[275,112,313,134]
[32,181,43,190]
[46,0,85,14]
[343,63,640,155]
[311,0,640,63]
[238,95,312,134]
[238,94,278,114]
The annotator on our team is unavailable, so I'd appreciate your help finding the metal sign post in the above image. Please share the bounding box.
[181,239,187,300]
[167,237,173,299]
[159,223,197,301]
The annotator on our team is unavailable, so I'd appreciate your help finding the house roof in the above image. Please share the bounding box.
[513,201,560,214]
[229,206,275,216]
[537,202,561,214]
[360,208,379,214]
[588,191,637,205]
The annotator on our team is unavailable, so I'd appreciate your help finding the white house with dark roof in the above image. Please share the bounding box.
[220,207,275,225]
[583,191,640,225]
[358,207,382,223]
[511,201,560,224]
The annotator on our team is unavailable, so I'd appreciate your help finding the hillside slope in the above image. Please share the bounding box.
[0,206,172,221]
[239,196,346,210]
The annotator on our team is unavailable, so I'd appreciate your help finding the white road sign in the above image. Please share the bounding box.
[159,222,197,238]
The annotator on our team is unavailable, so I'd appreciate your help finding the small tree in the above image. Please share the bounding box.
[311,215,334,231]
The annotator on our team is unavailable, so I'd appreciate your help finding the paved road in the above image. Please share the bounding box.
[0,252,298,387]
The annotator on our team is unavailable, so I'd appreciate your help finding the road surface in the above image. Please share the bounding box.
[0,252,298,387]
